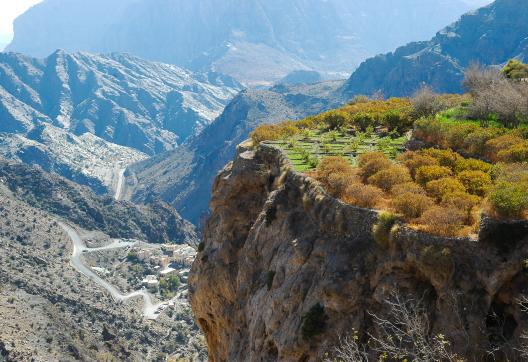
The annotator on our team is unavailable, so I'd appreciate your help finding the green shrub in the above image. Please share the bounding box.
[502,59,528,80]
[344,183,384,209]
[382,110,413,134]
[488,181,528,219]
[372,212,399,247]
[391,193,435,220]
[301,303,328,338]
[425,177,466,201]
[127,252,139,263]
[368,166,412,192]
[265,205,277,226]
[415,165,453,185]
[457,170,492,196]
[266,271,276,291]
[322,110,350,130]
[197,242,205,253]
[351,112,377,131]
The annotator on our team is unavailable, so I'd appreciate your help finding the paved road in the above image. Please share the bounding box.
[114,167,126,200]
[60,222,165,319]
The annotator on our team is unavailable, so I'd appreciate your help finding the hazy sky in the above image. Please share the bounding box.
[0,0,43,48]
[0,0,494,51]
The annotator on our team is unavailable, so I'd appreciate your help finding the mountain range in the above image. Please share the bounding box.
[342,0,528,97]
[6,0,488,86]
[0,50,241,193]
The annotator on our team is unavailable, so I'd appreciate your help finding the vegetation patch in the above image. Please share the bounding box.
[250,63,528,236]
[301,303,328,339]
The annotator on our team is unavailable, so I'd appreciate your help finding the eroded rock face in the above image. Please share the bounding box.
[190,143,528,361]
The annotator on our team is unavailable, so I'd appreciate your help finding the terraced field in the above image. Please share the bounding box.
[265,129,409,171]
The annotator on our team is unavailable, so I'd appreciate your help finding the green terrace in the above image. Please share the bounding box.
[264,129,409,172]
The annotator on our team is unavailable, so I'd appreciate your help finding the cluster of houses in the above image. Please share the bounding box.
[133,243,196,290]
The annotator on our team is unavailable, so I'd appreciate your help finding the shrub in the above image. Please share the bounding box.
[485,135,525,161]
[457,170,492,196]
[391,193,435,220]
[502,59,528,80]
[462,128,502,156]
[358,152,392,182]
[414,118,445,145]
[421,149,461,170]
[344,183,384,209]
[497,142,528,163]
[454,158,492,174]
[445,124,479,150]
[441,192,481,224]
[266,271,276,291]
[410,86,447,119]
[301,303,328,338]
[488,181,528,219]
[351,112,377,131]
[382,110,413,134]
[391,182,426,196]
[322,110,350,130]
[368,166,412,192]
[265,205,277,226]
[197,242,205,253]
[399,152,439,178]
[491,162,528,183]
[315,157,356,198]
[425,177,467,201]
[372,212,399,247]
[250,122,300,143]
[418,206,466,237]
[415,165,453,185]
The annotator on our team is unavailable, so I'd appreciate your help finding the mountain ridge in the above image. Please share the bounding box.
[342,0,528,97]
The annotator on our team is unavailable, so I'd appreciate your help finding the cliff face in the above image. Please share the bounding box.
[190,142,528,361]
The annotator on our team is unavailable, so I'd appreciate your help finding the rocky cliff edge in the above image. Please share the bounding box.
[190,141,528,361]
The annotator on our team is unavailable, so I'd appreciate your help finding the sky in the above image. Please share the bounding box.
[0,0,495,52]
[0,0,43,50]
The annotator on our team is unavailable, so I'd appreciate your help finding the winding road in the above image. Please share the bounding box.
[60,222,166,319]
[114,167,126,200]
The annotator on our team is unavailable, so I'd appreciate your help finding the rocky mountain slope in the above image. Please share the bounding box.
[0,50,240,193]
[342,0,528,97]
[0,176,205,360]
[0,51,241,154]
[124,81,345,224]
[6,0,484,86]
[190,142,528,361]
[0,157,198,245]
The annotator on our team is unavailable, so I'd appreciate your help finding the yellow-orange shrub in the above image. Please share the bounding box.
[368,166,412,192]
[344,183,384,209]
[418,206,466,237]
[358,152,392,182]
[457,170,492,196]
[391,182,426,196]
[415,165,453,185]
[391,193,435,220]
[425,177,466,201]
